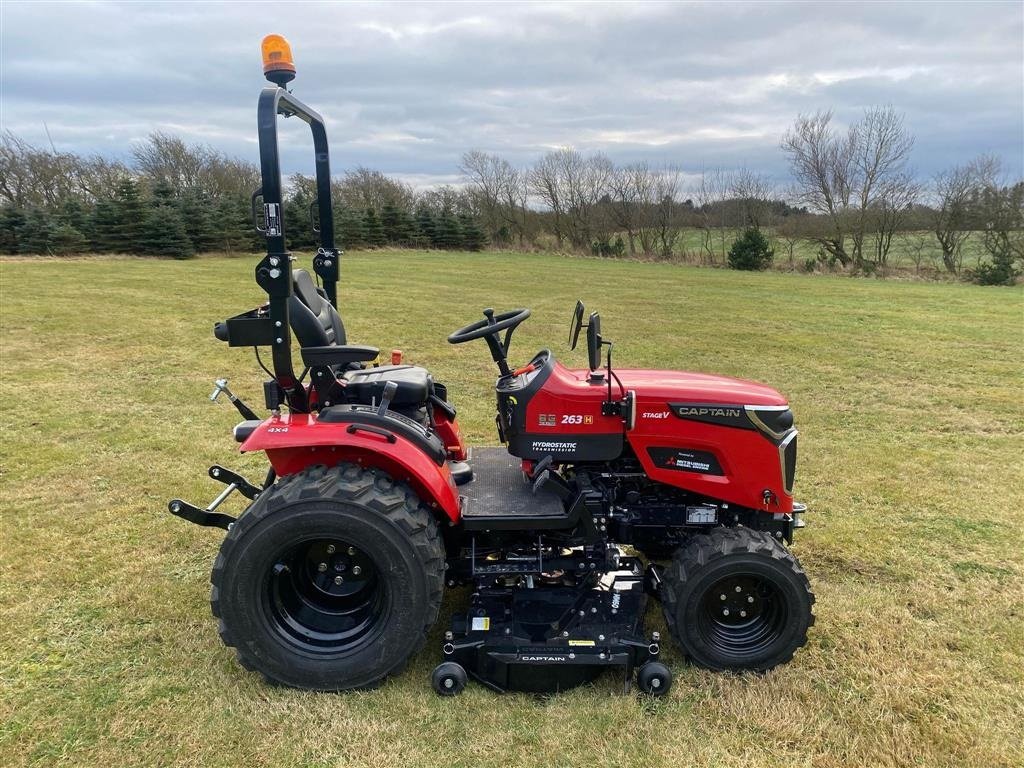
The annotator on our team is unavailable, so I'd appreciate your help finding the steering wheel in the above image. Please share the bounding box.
[447,308,531,344]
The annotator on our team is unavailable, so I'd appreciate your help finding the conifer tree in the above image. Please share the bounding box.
[414,206,436,248]
[459,213,487,251]
[91,199,121,252]
[336,206,365,249]
[362,208,386,247]
[109,178,145,253]
[49,223,87,255]
[177,190,219,253]
[433,208,464,250]
[16,208,53,254]
[0,207,26,254]
[139,204,194,259]
[213,196,253,253]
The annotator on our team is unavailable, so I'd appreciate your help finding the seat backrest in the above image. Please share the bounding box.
[289,269,347,347]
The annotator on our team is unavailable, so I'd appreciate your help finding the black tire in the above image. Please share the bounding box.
[431,662,468,696]
[661,527,814,671]
[210,463,445,690]
[636,661,672,696]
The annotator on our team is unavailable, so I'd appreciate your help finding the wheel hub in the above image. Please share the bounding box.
[266,537,385,653]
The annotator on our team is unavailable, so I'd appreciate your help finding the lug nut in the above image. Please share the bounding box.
[740,610,747,617]
[747,595,754,603]
[326,544,336,554]
[317,562,328,572]
[352,566,362,576]
[720,593,727,600]
[723,608,730,616]
[334,576,344,585]
[348,546,357,555]
[735,586,742,593]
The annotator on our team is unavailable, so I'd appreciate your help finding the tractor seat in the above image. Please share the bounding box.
[343,365,431,407]
[289,269,347,346]
[288,269,432,410]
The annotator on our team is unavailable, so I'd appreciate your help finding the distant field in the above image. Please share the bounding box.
[610,228,992,275]
[1,251,1022,768]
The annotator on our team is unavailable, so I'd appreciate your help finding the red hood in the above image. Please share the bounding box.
[571,368,787,407]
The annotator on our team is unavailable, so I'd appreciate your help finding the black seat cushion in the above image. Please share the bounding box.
[289,269,347,347]
[343,365,431,407]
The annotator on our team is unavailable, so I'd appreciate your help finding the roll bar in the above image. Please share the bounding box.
[250,85,341,409]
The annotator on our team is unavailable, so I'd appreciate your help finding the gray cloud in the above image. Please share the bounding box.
[2,0,1021,190]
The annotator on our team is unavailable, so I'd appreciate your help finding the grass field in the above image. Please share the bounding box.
[1,250,1022,768]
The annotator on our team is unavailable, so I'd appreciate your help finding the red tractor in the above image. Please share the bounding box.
[169,36,814,696]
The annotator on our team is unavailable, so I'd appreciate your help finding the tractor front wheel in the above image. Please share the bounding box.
[661,527,814,671]
[210,463,445,690]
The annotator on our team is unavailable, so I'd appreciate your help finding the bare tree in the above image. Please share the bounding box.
[904,230,935,274]
[460,151,529,246]
[868,170,920,269]
[848,107,915,267]
[781,110,854,265]
[608,162,652,255]
[132,131,259,199]
[0,131,122,208]
[132,131,207,192]
[931,155,1001,274]
[528,148,612,250]
[783,107,916,270]
[652,167,683,258]
[334,167,415,212]
[776,215,811,268]
[694,168,730,264]
[729,168,776,230]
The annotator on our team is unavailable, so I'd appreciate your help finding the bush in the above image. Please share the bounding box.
[971,234,1021,286]
[727,228,774,270]
[591,236,625,258]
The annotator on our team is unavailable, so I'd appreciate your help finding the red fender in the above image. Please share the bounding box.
[240,412,461,521]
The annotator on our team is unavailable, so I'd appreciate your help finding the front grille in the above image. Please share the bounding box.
[781,433,797,494]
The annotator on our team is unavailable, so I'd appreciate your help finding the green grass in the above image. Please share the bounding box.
[1,250,1022,768]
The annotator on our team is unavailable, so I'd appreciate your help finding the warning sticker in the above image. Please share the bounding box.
[471,616,490,631]
[568,639,595,647]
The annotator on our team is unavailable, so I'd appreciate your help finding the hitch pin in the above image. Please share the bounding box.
[210,378,236,403]
[207,483,238,512]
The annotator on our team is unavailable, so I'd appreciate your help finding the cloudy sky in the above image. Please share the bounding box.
[2,1,1021,190]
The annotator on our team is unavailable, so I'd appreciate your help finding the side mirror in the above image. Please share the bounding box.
[586,312,602,371]
[569,300,585,350]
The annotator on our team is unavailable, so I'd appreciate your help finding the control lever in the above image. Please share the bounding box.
[376,380,398,417]
[210,378,260,420]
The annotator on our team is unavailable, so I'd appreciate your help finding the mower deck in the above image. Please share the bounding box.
[440,567,658,694]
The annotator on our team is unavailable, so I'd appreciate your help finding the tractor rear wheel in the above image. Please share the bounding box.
[661,527,814,671]
[210,463,445,690]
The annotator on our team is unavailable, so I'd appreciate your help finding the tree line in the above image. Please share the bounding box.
[1,104,1021,284]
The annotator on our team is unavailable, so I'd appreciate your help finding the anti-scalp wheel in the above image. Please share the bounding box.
[431,662,468,696]
[210,463,445,690]
[636,661,672,696]
[661,527,814,671]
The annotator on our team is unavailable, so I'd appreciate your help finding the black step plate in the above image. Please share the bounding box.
[461,447,567,529]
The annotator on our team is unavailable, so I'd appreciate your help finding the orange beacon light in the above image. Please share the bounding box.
[261,34,296,86]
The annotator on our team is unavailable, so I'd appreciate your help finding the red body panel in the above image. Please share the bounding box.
[522,361,793,512]
[240,413,462,521]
